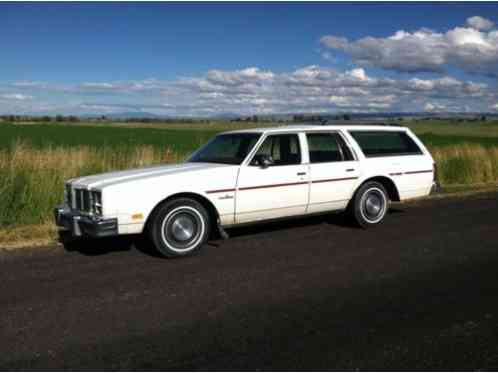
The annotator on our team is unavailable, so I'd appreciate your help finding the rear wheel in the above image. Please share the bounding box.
[148,198,210,258]
[349,181,389,228]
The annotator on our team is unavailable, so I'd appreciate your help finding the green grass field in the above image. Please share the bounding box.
[0,120,497,242]
[407,120,498,138]
[3,121,498,151]
[0,122,218,153]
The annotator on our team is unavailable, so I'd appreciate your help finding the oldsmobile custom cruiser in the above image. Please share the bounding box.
[55,124,439,257]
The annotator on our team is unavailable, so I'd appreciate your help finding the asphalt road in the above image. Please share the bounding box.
[1,193,498,370]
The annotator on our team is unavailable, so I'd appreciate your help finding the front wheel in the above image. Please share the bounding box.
[148,198,210,258]
[349,181,389,228]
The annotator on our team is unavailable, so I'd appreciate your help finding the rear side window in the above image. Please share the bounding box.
[307,133,354,163]
[349,131,422,158]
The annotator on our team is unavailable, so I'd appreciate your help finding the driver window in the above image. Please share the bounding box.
[251,134,301,166]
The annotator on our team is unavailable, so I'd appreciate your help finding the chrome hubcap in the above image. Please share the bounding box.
[365,194,382,216]
[162,207,203,251]
[171,215,195,241]
[362,189,386,222]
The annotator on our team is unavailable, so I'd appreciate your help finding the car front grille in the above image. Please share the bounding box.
[67,186,101,216]
[74,188,91,213]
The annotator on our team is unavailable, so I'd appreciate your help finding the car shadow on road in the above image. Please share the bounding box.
[224,211,352,240]
[60,208,406,257]
[217,207,405,240]
[58,231,163,258]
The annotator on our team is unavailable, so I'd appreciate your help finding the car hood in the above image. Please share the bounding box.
[69,162,234,190]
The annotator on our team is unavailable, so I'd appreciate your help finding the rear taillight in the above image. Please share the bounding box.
[433,162,439,182]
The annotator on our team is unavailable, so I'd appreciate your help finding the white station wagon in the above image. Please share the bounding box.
[55,124,439,257]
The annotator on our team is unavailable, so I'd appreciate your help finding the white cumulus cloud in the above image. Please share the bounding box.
[424,102,446,112]
[320,16,498,76]
[347,68,368,81]
[2,66,496,115]
[466,16,495,31]
[0,93,32,101]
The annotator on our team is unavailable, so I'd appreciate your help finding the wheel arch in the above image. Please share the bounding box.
[356,175,400,202]
[144,192,221,234]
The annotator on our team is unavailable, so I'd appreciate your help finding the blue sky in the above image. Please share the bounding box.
[1,2,498,116]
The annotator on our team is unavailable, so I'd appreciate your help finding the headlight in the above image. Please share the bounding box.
[91,191,102,216]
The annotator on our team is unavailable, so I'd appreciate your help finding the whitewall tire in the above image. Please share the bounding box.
[350,181,389,228]
[148,198,210,258]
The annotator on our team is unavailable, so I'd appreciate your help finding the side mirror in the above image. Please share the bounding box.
[253,154,274,168]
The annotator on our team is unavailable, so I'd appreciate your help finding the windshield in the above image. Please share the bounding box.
[188,133,261,165]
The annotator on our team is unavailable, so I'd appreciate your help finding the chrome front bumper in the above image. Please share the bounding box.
[54,204,118,238]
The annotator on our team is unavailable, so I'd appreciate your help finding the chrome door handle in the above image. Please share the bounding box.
[346,168,355,172]
[297,172,306,176]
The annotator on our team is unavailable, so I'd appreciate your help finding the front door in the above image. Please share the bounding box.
[235,133,309,224]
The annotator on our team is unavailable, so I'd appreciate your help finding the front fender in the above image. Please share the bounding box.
[101,168,239,233]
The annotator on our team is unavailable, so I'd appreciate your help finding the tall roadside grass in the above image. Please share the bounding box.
[430,144,498,185]
[0,141,186,227]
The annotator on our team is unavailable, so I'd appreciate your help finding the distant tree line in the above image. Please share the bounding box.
[0,115,214,124]
[230,115,287,123]
[292,114,352,122]
[0,113,494,124]
[0,115,81,123]
[414,115,489,122]
[229,114,353,123]
[121,117,215,124]
[1,115,84,123]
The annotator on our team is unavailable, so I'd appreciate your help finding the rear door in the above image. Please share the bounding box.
[235,133,309,224]
[306,131,360,214]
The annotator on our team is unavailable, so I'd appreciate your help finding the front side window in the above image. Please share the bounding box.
[251,134,301,166]
[189,133,261,165]
[349,131,422,158]
[307,133,354,163]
